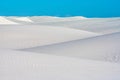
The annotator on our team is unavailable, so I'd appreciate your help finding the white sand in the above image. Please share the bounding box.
[0,16,18,24]
[0,49,120,80]
[29,16,87,23]
[11,17,33,22]
[0,16,120,80]
[0,25,99,49]
[38,17,120,34]
[24,32,120,63]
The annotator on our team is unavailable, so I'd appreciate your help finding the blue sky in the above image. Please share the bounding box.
[0,0,120,17]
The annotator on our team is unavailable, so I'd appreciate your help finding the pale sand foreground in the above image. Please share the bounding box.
[0,49,120,80]
[0,16,120,80]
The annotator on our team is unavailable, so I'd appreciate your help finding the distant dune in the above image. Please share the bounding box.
[29,16,87,23]
[11,17,33,22]
[0,16,18,24]
[0,16,87,24]
[37,18,120,34]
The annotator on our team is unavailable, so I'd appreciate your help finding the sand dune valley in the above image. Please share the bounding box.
[0,16,120,80]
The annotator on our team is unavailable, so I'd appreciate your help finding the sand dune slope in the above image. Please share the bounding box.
[12,17,33,22]
[0,16,86,24]
[0,49,120,80]
[0,25,99,49]
[23,32,120,63]
[0,16,18,24]
[29,16,87,23]
[39,18,120,34]
[1,16,120,34]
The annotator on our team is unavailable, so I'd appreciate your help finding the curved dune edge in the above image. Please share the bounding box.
[0,16,87,24]
[0,16,120,35]
[0,49,120,80]
[23,32,120,63]
[38,17,120,34]
[12,17,33,22]
[0,25,99,49]
[0,16,18,24]
[29,16,87,23]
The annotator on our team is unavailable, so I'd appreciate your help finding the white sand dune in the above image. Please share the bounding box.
[23,32,120,63]
[0,25,99,49]
[5,17,34,24]
[1,16,120,35]
[10,17,33,22]
[0,49,120,80]
[0,16,18,24]
[0,16,120,80]
[29,16,87,23]
[0,16,86,24]
[39,18,120,34]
